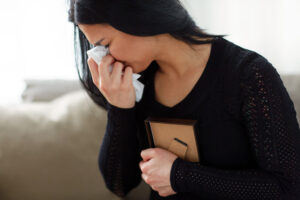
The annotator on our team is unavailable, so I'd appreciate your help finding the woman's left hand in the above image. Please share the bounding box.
[139,148,178,197]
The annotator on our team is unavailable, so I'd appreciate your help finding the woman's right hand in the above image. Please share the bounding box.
[87,54,136,109]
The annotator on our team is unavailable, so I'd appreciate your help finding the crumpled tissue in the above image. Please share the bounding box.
[86,46,144,102]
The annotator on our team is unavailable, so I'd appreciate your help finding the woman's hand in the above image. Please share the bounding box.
[139,148,178,197]
[87,54,136,109]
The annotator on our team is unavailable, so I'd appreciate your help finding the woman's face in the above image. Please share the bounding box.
[78,23,159,74]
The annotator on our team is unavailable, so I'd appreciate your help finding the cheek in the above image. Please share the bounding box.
[110,44,151,64]
[108,45,128,62]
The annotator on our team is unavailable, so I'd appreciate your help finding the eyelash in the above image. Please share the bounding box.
[95,44,109,48]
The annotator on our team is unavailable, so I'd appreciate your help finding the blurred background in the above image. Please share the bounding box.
[0,1,299,200]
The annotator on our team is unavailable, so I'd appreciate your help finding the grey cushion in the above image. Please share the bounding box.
[0,90,150,200]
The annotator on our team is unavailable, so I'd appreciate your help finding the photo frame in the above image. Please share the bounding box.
[144,117,200,162]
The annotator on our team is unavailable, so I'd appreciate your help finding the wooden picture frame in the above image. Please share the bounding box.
[144,117,200,162]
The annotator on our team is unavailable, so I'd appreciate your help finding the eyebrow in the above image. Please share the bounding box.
[93,38,105,46]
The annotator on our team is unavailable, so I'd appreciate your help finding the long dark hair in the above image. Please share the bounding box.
[67,0,226,109]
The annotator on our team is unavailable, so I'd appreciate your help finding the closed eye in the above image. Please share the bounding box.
[94,43,109,48]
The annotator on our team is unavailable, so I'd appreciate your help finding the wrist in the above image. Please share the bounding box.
[107,101,136,111]
[170,157,184,193]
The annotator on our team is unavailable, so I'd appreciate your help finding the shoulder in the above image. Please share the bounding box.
[217,38,282,119]
[217,37,278,85]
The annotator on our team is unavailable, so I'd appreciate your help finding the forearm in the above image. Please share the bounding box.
[98,103,142,197]
[170,158,286,200]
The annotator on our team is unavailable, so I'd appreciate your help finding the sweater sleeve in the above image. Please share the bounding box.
[98,102,142,197]
[169,58,300,200]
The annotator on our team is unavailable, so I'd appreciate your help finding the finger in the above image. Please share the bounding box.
[99,55,115,83]
[140,148,155,161]
[139,160,145,171]
[122,66,133,87]
[139,160,152,173]
[141,173,151,184]
[111,61,124,86]
[87,58,99,86]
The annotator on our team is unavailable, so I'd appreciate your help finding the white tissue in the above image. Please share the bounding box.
[86,46,144,102]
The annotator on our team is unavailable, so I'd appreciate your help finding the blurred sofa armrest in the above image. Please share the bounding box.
[21,79,83,102]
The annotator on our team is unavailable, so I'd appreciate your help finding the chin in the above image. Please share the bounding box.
[131,67,142,74]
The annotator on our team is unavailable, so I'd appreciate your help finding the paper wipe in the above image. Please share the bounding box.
[86,46,144,102]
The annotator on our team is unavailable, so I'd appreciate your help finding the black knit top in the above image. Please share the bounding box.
[98,37,300,200]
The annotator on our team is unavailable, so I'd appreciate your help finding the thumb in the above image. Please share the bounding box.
[140,148,155,161]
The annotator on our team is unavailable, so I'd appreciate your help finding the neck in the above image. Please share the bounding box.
[154,34,212,79]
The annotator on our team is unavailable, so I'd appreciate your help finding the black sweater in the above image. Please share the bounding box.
[98,37,300,200]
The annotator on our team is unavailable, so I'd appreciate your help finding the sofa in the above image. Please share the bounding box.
[0,74,299,200]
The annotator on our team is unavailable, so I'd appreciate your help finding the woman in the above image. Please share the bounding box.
[68,0,300,199]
